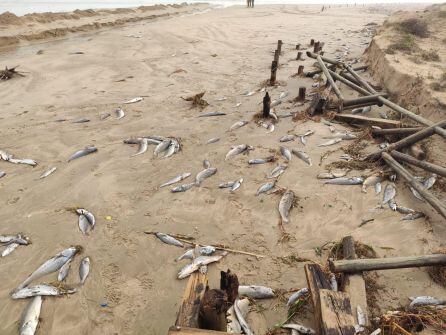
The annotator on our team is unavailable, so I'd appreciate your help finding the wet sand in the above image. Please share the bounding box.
[0,4,445,335]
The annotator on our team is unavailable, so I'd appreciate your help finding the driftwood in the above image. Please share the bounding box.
[390,151,446,178]
[176,272,208,328]
[382,152,446,219]
[330,253,446,273]
[334,114,402,129]
[0,66,25,80]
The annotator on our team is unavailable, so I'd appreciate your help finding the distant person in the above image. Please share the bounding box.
[247,0,254,8]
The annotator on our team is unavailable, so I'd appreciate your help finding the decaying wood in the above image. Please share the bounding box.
[341,236,369,327]
[330,253,446,273]
[220,270,239,305]
[390,151,446,178]
[305,264,331,334]
[382,152,446,219]
[168,326,227,335]
[319,289,356,335]
[176,272,208,328]
[307,84,332,115]
[199,289,228,331]
[0,66,25,81]
[333,113,402,129]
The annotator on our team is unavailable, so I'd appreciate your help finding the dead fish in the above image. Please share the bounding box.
[8,158,37,166]
[78,214,90,235]
[154,139,172,156]
[270,110,278,121]
[68,146,97,162]
[100,112,111,120]
[219,181,236,188]
[352,106,371,114]
[233,298,254,335]
[227,298,249,333]
[379,142,389,149]
[379,111,388,119]
[270,99,281,108]
[203,160,211,168]
[362,175,381,193]
[388,198,397,211]
[0,150,12,161]
[375,182,382,195]
[2,242,19,257]
[16,246,81,290]
[163,140,178,159]
[382,183,396,204]
[11,284,77,299]
[215,97,227,101]
[396,206,415,214]
[0,234,30,245]
[259,121,275,133]
[410,296,446,307]
[225,144,252,160]
[206,137,220,144]
[123,97,142,104]
[324,177,363,185]
[330,273,338,291]
[279,189,294,224]
[131,138,149,157]
[280,146,292,162]
[195,167,217,185]
[155,233,184,247]
[409,186,424,202]
[268,164,287,178]
[72,117,90,123]
[171,183,195,193]
[287,287,309,307]
[235,102,242,107]
[324,132,357,140]
[357,305,366,327]
[312,82,319,88]
[0,171,5,178]
[317,170,348,179]
[256,181,276,196]
[76,209,95,229]
[19,296,42,335]
[238,285,275,299]
[291,149,312,166]
[229,120,248,131]
[423,174,437,189]
[279,91,289,100]
[231,178,243,192]
[79,257,90,285]
[280,134,296,142]
[176,249,195,261]
[340,154,353,161]
[318,138,342,147]
[248,156,275,164]
[242,91,256,96]
[198,111,226,117]
[58,259,71,282]
[39,167,57,179]
[115,107,125,119]
[402,212,425,220]
[297,130,314,145]
[282,324,315,335]
[177,254,225,279]
[176,246,216,261]
[160,173,191,188]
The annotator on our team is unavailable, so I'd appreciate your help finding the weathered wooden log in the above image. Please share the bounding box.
[390,151,446,178]
[270,60,278,86]
[382,152,446,219]
[298,87,306,101]
[366,120,446,161]
[328,70,370,96]
[342,94,385,107]
[176,273,208,328]
[334,114,402,129]
[319,290,356,335]
[168,326,227,335]
[263,92,271,117]
[330,253,446,273]
[316,55,343,100]
[306,51,342,65]
[371,127,423,136]
[220,269,239,305]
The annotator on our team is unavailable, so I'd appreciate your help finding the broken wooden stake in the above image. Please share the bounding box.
[310,38,315,46]
[263,92,271,117]
[314,41,320,53]
[330,253,446,273]
[270,60,278,86]
[297,65,304,76]
[296,43,300,50]
[176,272,208,328]
[277,40,283,54]
[274,49,280,64]
[390,150,446,178]
[298,87,306,101]
[296,51,302,60]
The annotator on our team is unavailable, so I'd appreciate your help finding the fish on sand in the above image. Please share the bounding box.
[280,146,292,162]
[160,173,191,188]
[19,296,42,335]
[291,149,312,166]
[238,285,275,299]
[155,233,184,247]
[279,189,295,224]
[123,97,143,104]
[39,167,57,179]
[12,284,77,299]
[68,146,97,162]
[225,144,252,160]
[318,138,342,147]
[324,177,363,185]
[79,257,90,285]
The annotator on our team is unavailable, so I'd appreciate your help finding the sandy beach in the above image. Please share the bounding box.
[0,3,445,335]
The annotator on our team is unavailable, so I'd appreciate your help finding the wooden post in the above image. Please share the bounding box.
[270,60,277,86]
[199,290,228,331]
[277,40,283,54]
[330,253,446,273]
[298,87,306,101]
[297,65,304,76]
[274,49,280,64]
[263,92,271,117]
[296,43,300,50]
[390,151,446,178]
[314,41,320,53]
[296,51,302,60]
[310,38,315,46]
[382,152,446,219]
[176,273,208,328]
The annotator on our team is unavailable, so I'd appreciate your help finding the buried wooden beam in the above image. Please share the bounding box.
[330,253,446,273]
[382,152,446,219]
[390,151,446,178]
[366,120,446,161]
[333,113,402,129]
[341,236,369,327]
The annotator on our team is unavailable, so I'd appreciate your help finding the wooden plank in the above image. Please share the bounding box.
[168,326,227,335]
[371,127,423,136]
[341,236,368,327]
[333,113,402,129]
[175,272,208,328]
[319,289,356,335]
[330,254,446,273]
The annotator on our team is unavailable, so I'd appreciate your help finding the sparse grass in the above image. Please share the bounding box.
[386,34,417,54]
[421,49,440,62]
[395,18,429,38]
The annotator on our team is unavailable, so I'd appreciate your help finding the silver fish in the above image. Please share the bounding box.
[280,146,292,162]
[297,130,314,145]
[100,112,111,120]
[238,285,275,299]
[39,167,57,179]
[318,138,342,147]
[195,167,217,185]
[379,142,389,149]
[235,102,242,107]
[340,154,353,161]
[154,139,172,156]
[280,134,295,142]
[0,171,5,178]
[231,178,243,192]
[248,156,274,165]
[410,186,424,202]
[317,170,348,179]
[17,246,82,289]
[198,111,226,117]
[256,181,276,196]
[388,198,397,211]
[225,144,252,160]
[79,257,90,285]
[379,111,388,119]
[292,149,312,166]
[0,234,30,244]
[206,137,220,144]
[68,146,97,162]
[375,182,382,195]
[279,189,294,223]
[242,91,256,96]
[163,142,176,158]
[270,111,278,121]
[233,298,254,335]
[177,246,216,261]
[58,259,71,282]
[402,212,425,220]
[215,97,227,101]
[76,209,95,229]
[176,249,195,261]
[177,254,225,279]
[229,120,248,131]
[362,175,381,193]
[19,296,42,335]
[8,158,37,166]
[12,284,77,299]
[0,149,12,161]
[423,174,437,189]
[155,233,184,247]
[123,97,142,104]
[271,99,281,107]
[200,246,216,255]
[131,138,148,157]
[2,242,19,257]
[219,181,236,188]
[382,183,396,204]
[279,91,289,100]
[357,305,366,326]
[78,215,90,235]
[203,160,211,168]
[72,117,90,123]
[282,324,315,335]
[268,164,287,178]
[227,298,249,333]
[160,173,191,188]
[396,206,415,214]
[330,273,338,291]
[324,177,363,185]
[410,296,446,307]
[171,183,195,193]
[287,288,309,307]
